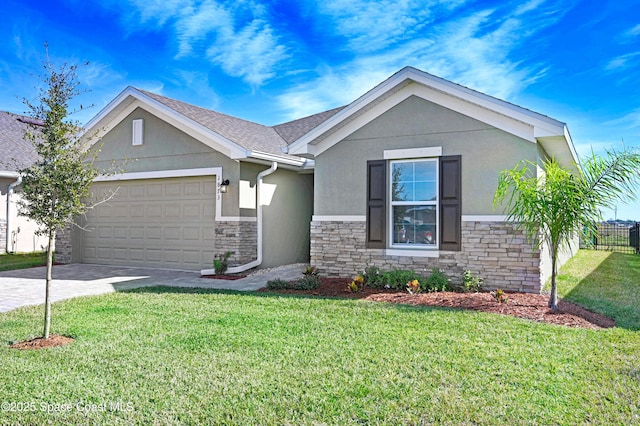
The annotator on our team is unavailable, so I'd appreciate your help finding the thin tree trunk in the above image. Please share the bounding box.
[43,230,55,339]
[548,244,559,310]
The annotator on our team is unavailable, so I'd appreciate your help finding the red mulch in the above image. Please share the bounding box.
[260,278,615,330]
[201,274,246,280]
[10,334,75,350]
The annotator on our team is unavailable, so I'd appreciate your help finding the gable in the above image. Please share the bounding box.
[344,95,498,143]
[287,67,577,170]
[92,108,239,174]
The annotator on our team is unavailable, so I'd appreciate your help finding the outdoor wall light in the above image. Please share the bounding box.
[218,178,230,193]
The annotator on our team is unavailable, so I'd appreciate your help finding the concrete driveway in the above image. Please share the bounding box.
[0,263,305,313]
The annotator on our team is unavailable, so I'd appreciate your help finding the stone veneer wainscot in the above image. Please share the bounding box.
[310,220,542,293]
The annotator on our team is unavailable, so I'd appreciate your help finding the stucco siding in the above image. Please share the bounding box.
[92,108,242,216]
[239,163,313,268]
[314,95,537,216]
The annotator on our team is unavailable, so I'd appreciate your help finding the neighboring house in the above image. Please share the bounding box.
[0,112,50,254]
[57,67,579,292]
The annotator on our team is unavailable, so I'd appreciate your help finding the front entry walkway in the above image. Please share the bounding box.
[0,263,305,313]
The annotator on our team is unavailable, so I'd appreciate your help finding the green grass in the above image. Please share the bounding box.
[1,251,639,424]
[0,252,46,271]
[556,250,640,330]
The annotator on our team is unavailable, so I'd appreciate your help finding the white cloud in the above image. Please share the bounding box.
[277,1,567,119]
[605,52,640,72]
[118,0,289,87]
[626,24,640,37]
[604,109,640,129]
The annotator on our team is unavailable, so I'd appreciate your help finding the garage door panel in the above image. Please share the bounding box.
[82,176,216,270]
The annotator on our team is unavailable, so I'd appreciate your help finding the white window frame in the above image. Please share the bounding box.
[388,158,439,249]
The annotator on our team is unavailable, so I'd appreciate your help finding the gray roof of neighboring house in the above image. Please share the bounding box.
[138,88,343,156]
[0,112,40,172]
[273,106,345,144]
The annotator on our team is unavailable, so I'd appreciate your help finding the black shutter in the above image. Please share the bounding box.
[366,160,386,248]
[440,155,461,251]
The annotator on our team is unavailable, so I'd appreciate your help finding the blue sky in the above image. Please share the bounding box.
[1,0,639,219]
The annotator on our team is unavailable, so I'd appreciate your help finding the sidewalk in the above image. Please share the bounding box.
[0,263,306,313]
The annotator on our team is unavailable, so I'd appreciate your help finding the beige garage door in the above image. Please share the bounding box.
[81,176,216,271]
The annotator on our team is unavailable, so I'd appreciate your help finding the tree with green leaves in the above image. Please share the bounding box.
[19,50,98,339]
[494,148,640,310]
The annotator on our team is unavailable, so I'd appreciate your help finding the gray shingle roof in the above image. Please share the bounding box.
[0,112,40,171]
[273,106,345,144]
[138,89,287,155]
[137,88,343,158]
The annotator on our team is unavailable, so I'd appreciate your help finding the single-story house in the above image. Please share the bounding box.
[56,67,579,292]
[0,112,50,254]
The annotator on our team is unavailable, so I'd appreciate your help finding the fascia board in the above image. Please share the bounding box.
[247,150,308,167]
[82,88,248,159]
[288,69,409,155]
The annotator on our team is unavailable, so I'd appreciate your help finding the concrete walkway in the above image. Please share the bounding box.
[0,263,306,313]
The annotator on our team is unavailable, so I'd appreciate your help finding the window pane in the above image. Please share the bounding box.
[392,205,437,245]
[414,182,437,201]
[414,161,436,181]
[391,163,412,201]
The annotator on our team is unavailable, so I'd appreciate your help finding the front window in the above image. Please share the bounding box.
[390,159,438,247]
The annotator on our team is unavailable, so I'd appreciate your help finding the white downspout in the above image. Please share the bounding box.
[6,176,22,253]
[225,161,278,274]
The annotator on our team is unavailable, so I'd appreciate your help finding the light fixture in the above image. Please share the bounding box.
[218,178,230,193]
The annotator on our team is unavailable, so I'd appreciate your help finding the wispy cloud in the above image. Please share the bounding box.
[277,0,569,120]
[604,109,640,130]
[121,0,289,87]
[625,24,640,38]
[605,52,640,72]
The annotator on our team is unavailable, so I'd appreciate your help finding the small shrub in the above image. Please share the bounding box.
[423,268,450,292]
[266,278,290,290]
[362,265,383,287]
[294,275,320,290]
[213,251,232,275]
[381,269,422,290]
[303,265,319,277]
[406,279,420,295]
[460,270,483,293]
[348,275,365,292]
[493,288,509,304]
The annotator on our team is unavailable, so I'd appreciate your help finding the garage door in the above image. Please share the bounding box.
[81,176,216,270]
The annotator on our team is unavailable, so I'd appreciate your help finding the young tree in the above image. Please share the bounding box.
[19,50,98,339]
[494,148,640,310]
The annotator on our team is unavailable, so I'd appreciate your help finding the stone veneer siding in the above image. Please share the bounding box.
[54,224,72,264]
[214,221,258,267]
[310,220,542,293]
[0,219,6,253]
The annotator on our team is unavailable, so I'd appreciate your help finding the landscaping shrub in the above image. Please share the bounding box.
[381,269,422,290]
[460,270,483,293]
[266,279,291,290]
[422,268,451,292]
[213,251,232,275]
[295,275,321,290]
[361,265,383,287]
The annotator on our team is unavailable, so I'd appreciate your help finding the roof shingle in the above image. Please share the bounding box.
[0,112,39,171]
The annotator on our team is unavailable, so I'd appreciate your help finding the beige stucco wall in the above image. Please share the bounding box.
[314,95,538,216]
[0,179,50,253]
[239,162,314,267]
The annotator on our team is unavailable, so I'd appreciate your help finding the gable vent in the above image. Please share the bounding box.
[132,119,144,146]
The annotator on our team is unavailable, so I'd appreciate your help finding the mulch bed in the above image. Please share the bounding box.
[10,334,75,350]
[260,278,615,330]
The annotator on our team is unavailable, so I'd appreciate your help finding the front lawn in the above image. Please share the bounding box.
[0,252,46,272]
[0,250,639,424]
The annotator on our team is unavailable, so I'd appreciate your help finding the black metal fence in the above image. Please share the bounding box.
[581,222,640,254]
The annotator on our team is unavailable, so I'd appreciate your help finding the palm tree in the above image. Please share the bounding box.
[494,148,640,309]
